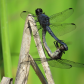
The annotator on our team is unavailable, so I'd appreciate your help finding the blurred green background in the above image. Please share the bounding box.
[0,0,84,84]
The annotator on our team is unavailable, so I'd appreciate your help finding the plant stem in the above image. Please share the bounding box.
[0,0,12,77]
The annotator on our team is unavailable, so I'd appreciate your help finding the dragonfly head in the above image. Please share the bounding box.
[35,8,43,15]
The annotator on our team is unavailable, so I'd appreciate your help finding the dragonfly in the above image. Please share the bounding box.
[20,8,76,51]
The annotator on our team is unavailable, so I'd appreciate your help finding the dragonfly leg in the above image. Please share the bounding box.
[54,41,65,54]
[54,41,59,48]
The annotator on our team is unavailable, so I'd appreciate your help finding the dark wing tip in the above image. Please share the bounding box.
[23,11,26,12]
[69,8,73,9]
[71,23,75,25]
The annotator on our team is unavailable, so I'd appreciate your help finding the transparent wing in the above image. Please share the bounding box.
[20,11,36,20]
[33,58,48,64]
[49,23,76,36]
[33,58,72,69]
[61,59,84,68]
[50,8,74,23]
[48,59,72,69]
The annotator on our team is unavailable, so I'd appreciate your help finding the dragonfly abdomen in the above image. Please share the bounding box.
[45,26,68,51]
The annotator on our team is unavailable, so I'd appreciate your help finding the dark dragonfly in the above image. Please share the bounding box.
[20,8,76,51]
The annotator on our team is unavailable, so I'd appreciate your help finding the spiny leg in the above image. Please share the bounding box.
[54,41,65,54]
[53,41,59,48]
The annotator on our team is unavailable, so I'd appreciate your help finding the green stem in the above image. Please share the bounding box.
[1,0,12,77]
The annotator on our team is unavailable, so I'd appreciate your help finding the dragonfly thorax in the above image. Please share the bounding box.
[38,14,50,28]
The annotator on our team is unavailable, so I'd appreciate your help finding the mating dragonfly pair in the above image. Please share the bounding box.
[20,8,84,69]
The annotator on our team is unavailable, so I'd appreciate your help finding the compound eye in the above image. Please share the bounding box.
[35,8,43,15]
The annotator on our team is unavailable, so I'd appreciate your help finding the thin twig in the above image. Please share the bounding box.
[28,14,55,84]
[14,15,31,84]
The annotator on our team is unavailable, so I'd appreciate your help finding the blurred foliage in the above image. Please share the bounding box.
[0,0,84,84]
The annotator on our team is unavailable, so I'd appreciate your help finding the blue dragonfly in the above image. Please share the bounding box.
[20,8,76,51]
